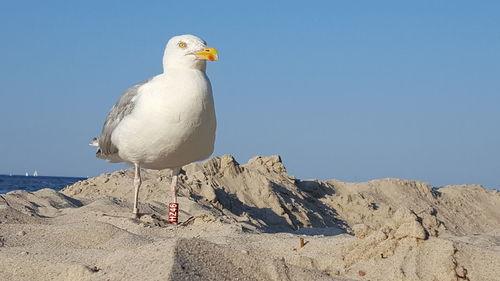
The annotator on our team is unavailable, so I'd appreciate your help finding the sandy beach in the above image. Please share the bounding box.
[1,155,499,280]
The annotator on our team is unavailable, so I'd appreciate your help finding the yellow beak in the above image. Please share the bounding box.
[193,47,219,61]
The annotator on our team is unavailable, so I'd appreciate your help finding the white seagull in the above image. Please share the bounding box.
[92,34,218,221]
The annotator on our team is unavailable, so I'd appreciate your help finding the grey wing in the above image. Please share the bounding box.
[97,78,151,156]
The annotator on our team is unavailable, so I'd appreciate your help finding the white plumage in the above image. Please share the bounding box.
[93,34,218,218]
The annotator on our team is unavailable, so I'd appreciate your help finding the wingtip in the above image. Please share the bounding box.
[89,137,99,147]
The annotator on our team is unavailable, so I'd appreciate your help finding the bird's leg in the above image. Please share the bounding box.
[168,168,180,223]
[133,163,142,218]
[170,169,179,203]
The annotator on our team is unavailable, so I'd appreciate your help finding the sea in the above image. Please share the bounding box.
[0,174,86,194]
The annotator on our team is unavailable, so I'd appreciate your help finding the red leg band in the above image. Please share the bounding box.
[168,203,179,224]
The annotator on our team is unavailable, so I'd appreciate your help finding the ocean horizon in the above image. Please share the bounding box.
[0,174,86,194]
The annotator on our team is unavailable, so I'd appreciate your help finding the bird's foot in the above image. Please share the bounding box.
[133,207,140,219]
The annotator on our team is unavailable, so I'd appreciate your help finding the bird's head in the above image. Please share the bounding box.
[163,34,218,71]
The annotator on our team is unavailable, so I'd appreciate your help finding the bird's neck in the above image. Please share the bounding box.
[163,59,207,73]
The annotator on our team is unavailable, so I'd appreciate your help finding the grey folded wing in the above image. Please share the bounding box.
[97,78,151,157]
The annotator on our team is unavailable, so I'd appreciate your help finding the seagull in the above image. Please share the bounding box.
[91,34,218,222]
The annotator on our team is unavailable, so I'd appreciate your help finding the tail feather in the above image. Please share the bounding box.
[91,137,123,163]
[89,137,99,147]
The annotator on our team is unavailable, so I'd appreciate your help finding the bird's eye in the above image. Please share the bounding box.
[177,42,187,49]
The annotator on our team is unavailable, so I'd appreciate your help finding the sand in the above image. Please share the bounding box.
[0,155,499,280]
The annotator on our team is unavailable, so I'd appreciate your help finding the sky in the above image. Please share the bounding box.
[0,1,499,189]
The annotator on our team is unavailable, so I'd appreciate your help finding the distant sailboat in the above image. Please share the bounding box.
[33,170,38,177]
[25,172,29,177]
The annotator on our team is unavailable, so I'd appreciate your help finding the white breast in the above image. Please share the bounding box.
[111,70,216,169]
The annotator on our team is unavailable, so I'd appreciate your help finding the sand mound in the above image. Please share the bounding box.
[326,178,500,236]
[1,154,499,280]
[63,155,347,232]
[64,154,500,236]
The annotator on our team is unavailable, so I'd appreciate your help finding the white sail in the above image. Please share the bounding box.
[33,170,38,177]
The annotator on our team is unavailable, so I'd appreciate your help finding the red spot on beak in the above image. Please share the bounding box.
[208,55,215,61]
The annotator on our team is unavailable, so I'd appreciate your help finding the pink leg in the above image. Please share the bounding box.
[170,170,179,203]
[168,168,180,223]
[133,163,141,217]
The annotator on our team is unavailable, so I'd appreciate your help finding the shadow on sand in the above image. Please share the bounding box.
[194,179,349,237]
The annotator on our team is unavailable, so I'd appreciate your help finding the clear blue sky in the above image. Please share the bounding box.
[1,1,499,189]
